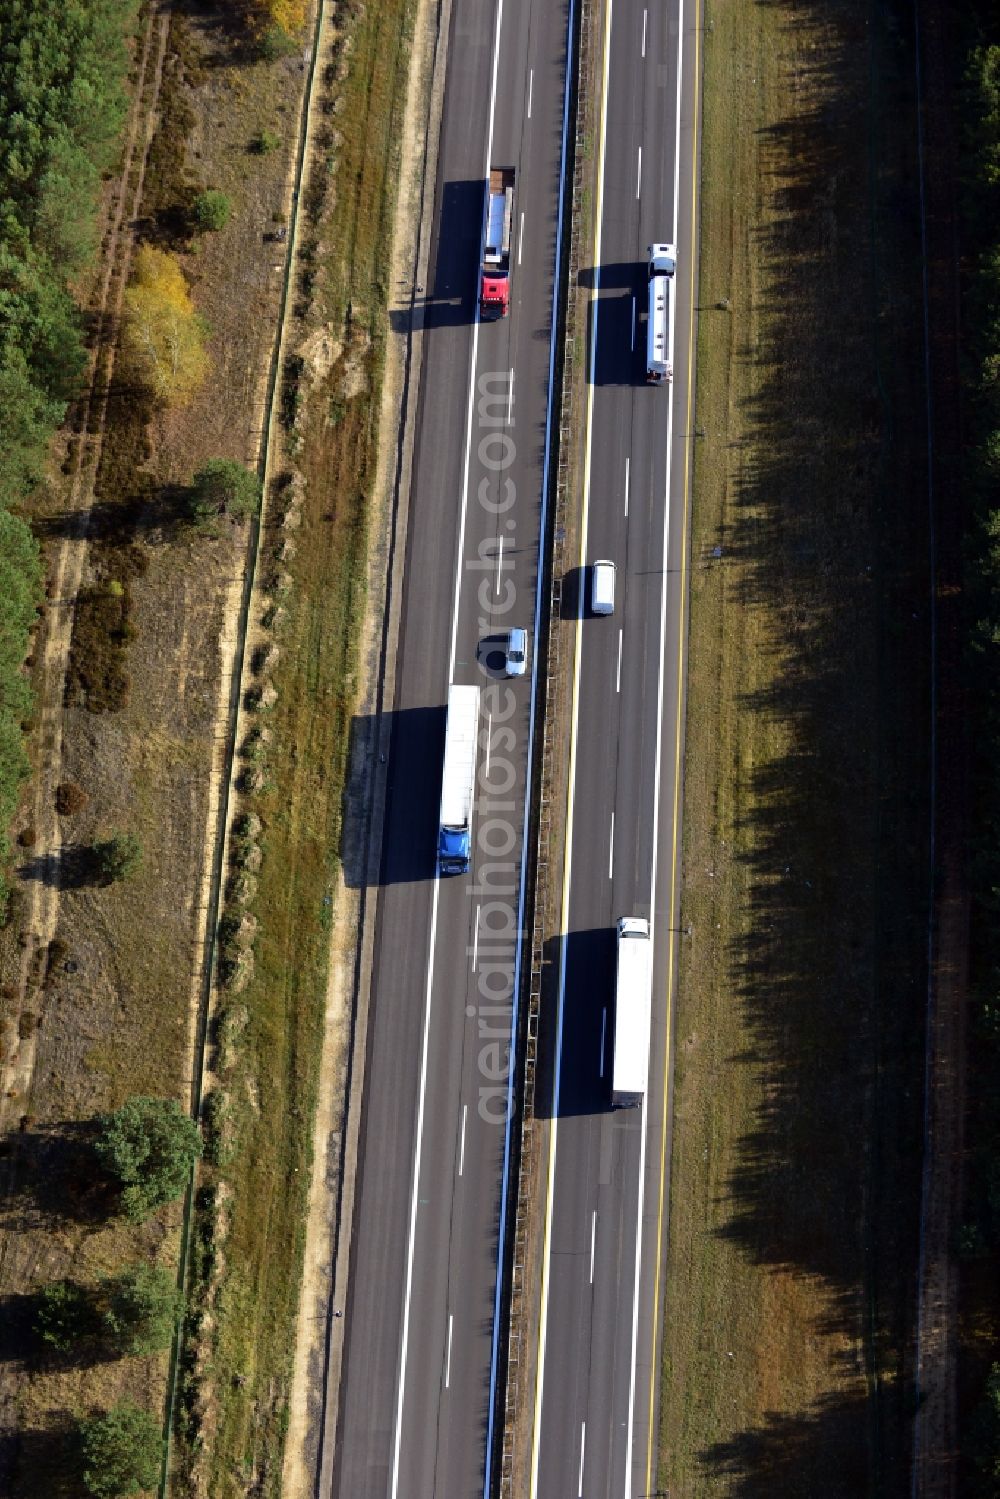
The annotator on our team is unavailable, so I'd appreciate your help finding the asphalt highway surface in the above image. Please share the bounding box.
[331,0,575,1495]
[331,0,700,1491]
[528,1,700,1496]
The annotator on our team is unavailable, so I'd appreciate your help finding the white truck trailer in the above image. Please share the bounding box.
[645,242,676,384]
[611,916,652,1108]
[437,684,480,875]
[480,166,515,318]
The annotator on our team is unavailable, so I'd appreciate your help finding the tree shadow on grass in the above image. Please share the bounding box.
[0,1125,116,1232]
[695,1391,873,1499]
[0,1415,83,1499]
[672,0,937,1491]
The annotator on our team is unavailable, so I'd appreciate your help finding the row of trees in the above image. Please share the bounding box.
[0,0,138,508]
[0,1,139,906]
[961,6,1000,1490]
[28,1099,200,1494]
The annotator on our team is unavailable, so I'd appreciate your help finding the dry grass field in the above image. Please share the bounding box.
[658,1,939,1494]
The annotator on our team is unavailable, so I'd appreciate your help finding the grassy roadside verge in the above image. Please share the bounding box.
[658,1,934,1493]
[172,1,416,1492]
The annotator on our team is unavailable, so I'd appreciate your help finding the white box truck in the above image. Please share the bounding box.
[646,242,675,384]
[480,166,515,317]
[611,917,652,1108]
[437,684,480,875]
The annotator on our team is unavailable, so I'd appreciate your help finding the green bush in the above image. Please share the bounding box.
[79,1401,163,1498]
[251,128,281,154]
[92,832,142,884]
[257,24,297,62]
[34,1279,100,1353]
[189,459,262,525]
[104,1263,181,1355]
[191,189,232,233]
[95,1096,202,1222]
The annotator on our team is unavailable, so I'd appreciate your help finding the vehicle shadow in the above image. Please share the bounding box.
[341,704,447,888]
[532,927,616,1119]
[388,178,482,335]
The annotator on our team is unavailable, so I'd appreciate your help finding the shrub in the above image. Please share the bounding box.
[191,189,231,233]
[79,1401,163,1498]
[92,832,141,884]
[189,459,262,525]
[250,128,281,154]
[55,781,88,815]
[257,24,297,62]
[35,1279,99,1353]
[94,1096,202,1222]
[104,1263,181,1355]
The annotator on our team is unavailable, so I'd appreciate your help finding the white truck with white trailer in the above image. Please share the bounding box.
[645,242,676,384]
[611,917,652,1108]
[437,684,480,875]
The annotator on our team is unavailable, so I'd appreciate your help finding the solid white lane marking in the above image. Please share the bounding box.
[630,294,636,350]
[391,0,506,1491]
[530,2,617,1487]
[636,145,642,199]
[496,535,504,595]
[485,711,493,777]
[609,813,615,878]
[508,366,515,423]
[600,1008,607,1078]
[472,908,480,971]
[642,7,647,57]
[616,629,623,693]
[528,67,534,118]
[624,456,630,515]
[518,210,524,266]
[578,1423,586,1496]
[590,1210,597,1283]
[459,1105,467,1177]
[445,1314,454,1389]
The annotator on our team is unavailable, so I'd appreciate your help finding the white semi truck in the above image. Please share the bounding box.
[646,242,676,384]
[611,917,652,1108]
[437,684,480,875]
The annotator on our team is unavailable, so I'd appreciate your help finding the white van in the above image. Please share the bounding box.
[590,560,616,615]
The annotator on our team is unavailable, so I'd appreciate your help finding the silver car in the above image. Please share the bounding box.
[503,627,528,677]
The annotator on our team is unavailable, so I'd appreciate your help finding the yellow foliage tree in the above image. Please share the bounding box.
[265,0,307,34]
[123,247,209,404]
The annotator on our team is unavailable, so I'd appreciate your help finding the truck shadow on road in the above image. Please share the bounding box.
[388,178,481,335]
[342,704,446,887]
[531,927,616,1119]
